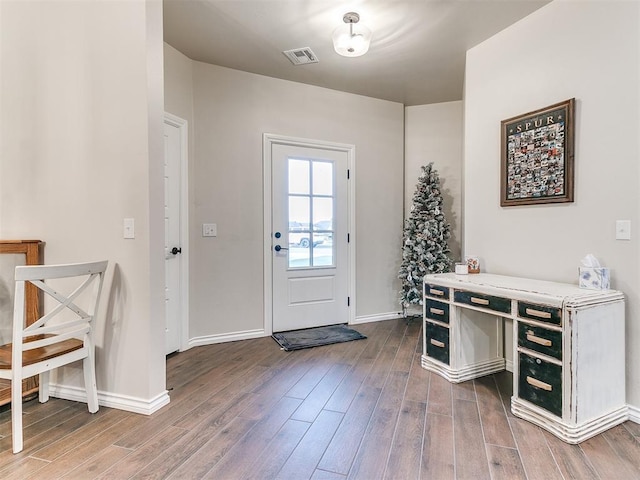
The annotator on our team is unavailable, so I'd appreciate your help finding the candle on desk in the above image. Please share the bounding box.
[455,262,468,275]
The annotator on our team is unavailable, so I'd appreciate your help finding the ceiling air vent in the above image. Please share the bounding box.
[283,47,318,66]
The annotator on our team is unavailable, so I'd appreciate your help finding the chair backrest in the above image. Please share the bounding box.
[12,260,108,366]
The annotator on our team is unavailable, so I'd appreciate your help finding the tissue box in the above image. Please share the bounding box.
[579,267,610,290]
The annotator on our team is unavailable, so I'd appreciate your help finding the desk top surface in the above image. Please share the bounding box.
[425,273,623,307]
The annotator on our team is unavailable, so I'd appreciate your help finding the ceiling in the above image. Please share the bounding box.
[163,1,550,106]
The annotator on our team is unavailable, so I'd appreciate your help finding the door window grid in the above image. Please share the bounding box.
[288,158,335,268]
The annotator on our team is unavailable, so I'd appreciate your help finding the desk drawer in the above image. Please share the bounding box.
[454,290,511,314]
[518,302,562,326]
[424,283,449,300]
[518,352,562,417]
[518,323,562,360]
[426,322,449,365]
[425,299,449,324]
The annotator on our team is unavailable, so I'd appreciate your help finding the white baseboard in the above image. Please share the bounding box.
[627,404,640,424]
[185,314,409,348]
[505,359,514,373]
[49,384,170,415]
[353,311,404,324]
[187,328,266,348]
[186,315,406,348]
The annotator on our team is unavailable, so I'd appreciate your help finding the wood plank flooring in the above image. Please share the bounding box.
[0,318,639,479]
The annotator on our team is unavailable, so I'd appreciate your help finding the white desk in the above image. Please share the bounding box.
[422,273,626,443]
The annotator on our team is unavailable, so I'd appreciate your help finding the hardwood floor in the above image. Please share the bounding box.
[0,318,639,479]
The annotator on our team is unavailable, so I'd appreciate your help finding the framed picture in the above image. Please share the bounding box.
[501,98,575,207]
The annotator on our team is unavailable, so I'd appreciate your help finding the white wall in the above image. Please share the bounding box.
[465,1,640,409]
[192,62,405,335]
[164,50,405,341]
[405,102,463,261]
[164,44,194,127]
[0,0,167,412]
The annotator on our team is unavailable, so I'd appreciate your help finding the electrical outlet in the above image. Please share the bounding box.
[202,223,217,237]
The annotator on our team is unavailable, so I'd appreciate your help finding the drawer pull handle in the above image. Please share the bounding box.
[430,339,445,348]
[526,376,553,391]
[430,308,445,315]
[526,332,552,347]
[525,308,552,319]
[429,289,444,296]
[470,297,490,306]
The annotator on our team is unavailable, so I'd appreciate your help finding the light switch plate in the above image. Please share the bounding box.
[616,220,631,240]
[124,218,135,239]
[203,223,217,237]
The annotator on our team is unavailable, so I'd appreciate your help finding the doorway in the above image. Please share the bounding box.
[164,113,189,354]
[263,134,355,333]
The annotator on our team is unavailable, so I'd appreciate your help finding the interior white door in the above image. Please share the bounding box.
[272,143,349,332]
[164,117,183,354]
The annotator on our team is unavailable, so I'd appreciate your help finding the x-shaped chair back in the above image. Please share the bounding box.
[0,260,108,453]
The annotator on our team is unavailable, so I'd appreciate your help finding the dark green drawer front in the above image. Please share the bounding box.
[426,322,450,365]
[518,302,562,326]
[518,323,562,360]
[454,290,511,314]
[518,353,562,417]
[424,283,449,300]
[425,299,449,324]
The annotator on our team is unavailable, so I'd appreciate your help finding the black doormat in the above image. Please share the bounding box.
[272,324,367,351]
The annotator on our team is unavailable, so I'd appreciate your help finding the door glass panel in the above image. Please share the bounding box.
[313,232,333,266]
[289,196,310,229]
[314,217,333,231]
[290,245,311,267]
[312,161,333,195]
[313,197,333,228]
[289,159,310,194]
[287,157,335,268]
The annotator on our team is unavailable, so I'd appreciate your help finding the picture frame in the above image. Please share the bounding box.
[500,98,575,207]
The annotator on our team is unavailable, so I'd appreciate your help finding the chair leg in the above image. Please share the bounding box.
[83,354,99,413]
[11,378,23,454]
[39,371,50,403]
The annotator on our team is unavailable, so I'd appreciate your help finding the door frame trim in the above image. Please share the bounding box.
[164,112,190,352]
[263,133,356,336]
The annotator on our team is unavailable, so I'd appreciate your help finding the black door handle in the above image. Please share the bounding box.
[171,247,182,255]
[274,245,288,252]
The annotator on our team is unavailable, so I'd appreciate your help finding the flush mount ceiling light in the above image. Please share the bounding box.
[332,12,372,58]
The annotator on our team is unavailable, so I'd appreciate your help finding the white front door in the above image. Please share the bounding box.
[164,114,188,354]
[270,141,351,332]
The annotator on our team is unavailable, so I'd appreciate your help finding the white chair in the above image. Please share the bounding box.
[0,260,108,453]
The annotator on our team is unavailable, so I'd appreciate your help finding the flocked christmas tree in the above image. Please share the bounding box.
[398,163,452,312]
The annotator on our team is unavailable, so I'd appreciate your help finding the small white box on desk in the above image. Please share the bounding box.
[579,267,610,290]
